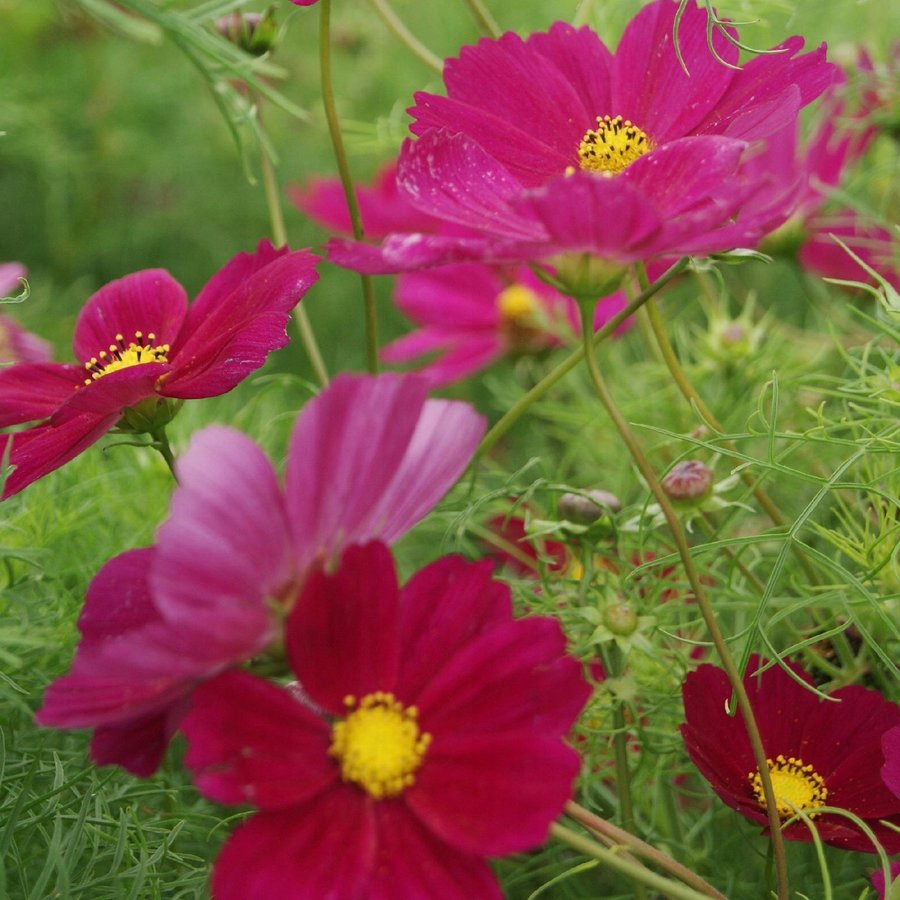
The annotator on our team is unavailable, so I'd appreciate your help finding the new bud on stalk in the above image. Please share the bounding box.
[215,8,278,56]
[558,489,622,524]
[662,460,714,503]
[603,601,638,636]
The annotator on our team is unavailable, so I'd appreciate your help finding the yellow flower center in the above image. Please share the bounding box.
[749,754,828,819]
[497,284,539,324]
[578,115,653,176]
[329,691,431,799]
[83,331,170,385]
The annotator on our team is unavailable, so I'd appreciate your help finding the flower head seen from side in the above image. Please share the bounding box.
[0,262,52,365]
[680,656,900,853]
[181,541,591,900]
[0,241,319,499]
[36,373,487,776]
[329,0,840,278]
[383,263,631,385]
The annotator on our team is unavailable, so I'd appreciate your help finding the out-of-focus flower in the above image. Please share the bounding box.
[36,373,486,776]
[181,540,590,899]
[872,862,900,899]
[479,514,568,578]
[681,656,900,853]
[1,263,52,365]
[329,0,839,278]
[0,241,318,499]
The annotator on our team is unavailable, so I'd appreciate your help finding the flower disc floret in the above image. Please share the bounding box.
[330,692,431,799]
[578,115,653,175]
[83,331,170,384]
[750,754,828,818]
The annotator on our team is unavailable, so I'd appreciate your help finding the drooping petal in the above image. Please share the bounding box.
[162,245,319,399]
[394,265,502,329]
[284,373,484,575]
[368,804,503,899]
[151,426,292,642]
[1,412,120,501]
[0,362,84,427]
[407,731,580,857]
[383,331,503,386]
[89,705,181,778]
[182,670,335,809]
[286,542,401,716]
[72,270,188,365]
[209,791,375,900]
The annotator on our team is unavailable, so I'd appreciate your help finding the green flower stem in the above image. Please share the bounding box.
[578,306,791,900]
[149,428,178,482]
[365,0,442,72]
[318,0,379,373]
[564,802,725,899]
[477,257,690,459]
[462,0,501,37]
[255,95,329,388]
[549,823,715,900]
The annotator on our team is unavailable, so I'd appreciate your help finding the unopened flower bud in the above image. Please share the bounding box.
[559,489,621,524]
[662,460,714,503]
[215,9,278,56]
[603,601,638,636]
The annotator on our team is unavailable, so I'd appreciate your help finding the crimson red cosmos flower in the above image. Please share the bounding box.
[681,656,900,853]
[480,514,568,578]
[0,241,319,499]
[181,541,590,899]
[36,373,486,776]
[329,0,839,276]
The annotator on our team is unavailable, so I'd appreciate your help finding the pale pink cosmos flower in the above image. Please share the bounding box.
[0,263,52,365]
[329,0,840,275]
[36,373,486,776]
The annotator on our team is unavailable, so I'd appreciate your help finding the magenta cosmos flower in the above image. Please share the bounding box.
[681,656,900,853]
[181,540,590,899]
[329,0,839,276]
[1,262,52,364]
[0,241,319,499]
[36,373,486,776]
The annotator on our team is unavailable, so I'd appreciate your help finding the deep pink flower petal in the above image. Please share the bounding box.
[883,725,900,798]
[289,163,441,239]
[611,0,738,142]
[394,265,502,328]
[872,861,900,899]
[397,132,544,240]
[0,262,27,296]
[286,543,401,716]
[72,269,188,364]
[513,171,661,260]
[162,244,319,399]
[0,315,52,365]
[51,364,167,420]
[703,38,839,139]
[415,617,591,738]
[383,332,503,386]
[1,412,119,500]
[800,220,899,288]
[76,548,158,647]
[395,555,511,700]
[209,791,375,900]
[0,363,84,427]
[368,804,502,899]
[407,732,580,856]
[183,670,335,809]
[151,426,292,640]
[284,373,484,574]
[89,705,181,778]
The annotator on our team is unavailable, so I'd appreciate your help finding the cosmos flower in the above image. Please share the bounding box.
[479,513,568,578]
[680,656,900,853]
[0,241,319,499]
[329,0,839,276]
[181,540,590,899]
[36,373,486,776]
[0,263,52,365]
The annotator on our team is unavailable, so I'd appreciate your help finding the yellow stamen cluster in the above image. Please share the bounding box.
[578,115,653,176]
[83,331,170,385]
[329,691,431,800]
[497,284,539,324]
[749,754,828,819]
